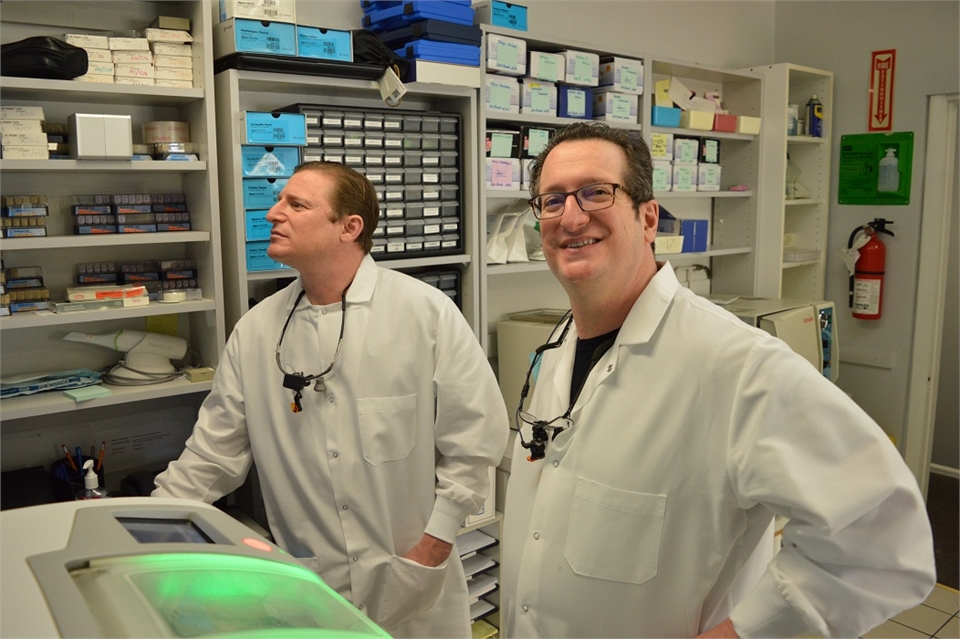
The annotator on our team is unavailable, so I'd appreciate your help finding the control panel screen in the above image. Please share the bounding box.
[116,517,214,544]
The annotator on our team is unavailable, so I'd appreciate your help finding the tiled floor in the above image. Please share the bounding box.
[863,584,959,638]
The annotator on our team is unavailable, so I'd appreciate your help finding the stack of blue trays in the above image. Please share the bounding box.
[361,1,482,66]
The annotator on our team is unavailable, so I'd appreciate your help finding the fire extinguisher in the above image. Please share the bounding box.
[847,218,894,320]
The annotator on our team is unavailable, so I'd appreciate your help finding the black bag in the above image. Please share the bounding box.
[352,29,409,82]
[1,36,89,80]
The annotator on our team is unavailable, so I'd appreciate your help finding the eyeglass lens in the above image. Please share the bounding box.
[532,183,619,218]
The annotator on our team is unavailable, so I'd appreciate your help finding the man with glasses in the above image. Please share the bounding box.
[500,123,934,638]
[155,162,509,638]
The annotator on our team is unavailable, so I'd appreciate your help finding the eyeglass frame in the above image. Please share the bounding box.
[527,182,630,220]
[515,311,576,461]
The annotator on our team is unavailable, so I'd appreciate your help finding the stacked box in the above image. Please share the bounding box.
[1,106,48,160]
[3,265,50,313]
[1,194,48,237]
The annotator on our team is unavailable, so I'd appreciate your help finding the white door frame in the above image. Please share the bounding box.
[903,93,959,497]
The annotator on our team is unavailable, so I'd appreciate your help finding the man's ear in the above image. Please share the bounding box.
[340,214,364,243]
[639,200,659,244]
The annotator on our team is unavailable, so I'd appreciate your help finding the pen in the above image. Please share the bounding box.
[96,440,106,472]
[61,444,79,472]
[75,446,83,471]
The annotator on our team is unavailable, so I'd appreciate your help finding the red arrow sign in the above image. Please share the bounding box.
[869,49,896,131]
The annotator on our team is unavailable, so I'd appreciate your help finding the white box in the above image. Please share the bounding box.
[155,78,193,89]
[674,137,699,164]
[599,56,643,94]
[151,42,193,56]
[486,157,521,189]
[484,74,520,114]
[85,48,112,63]
[521,158,534,189]
[656,234,684,254]
[68,113,132,160]
[1,131,47,146]
[560,49,600,86]
[108,37,150,51]
[592,87,638,123]
[154,55,194,69]
[112,50,153,64]
[155,67,193,81]
[114,63,155,79]
[672,162,698,192]
[486,33,526,76]
[520,79,557,116]
[64,33,109,49]
[0,106,44,120]
[527,50,564,82]
[145,28,193,43]
[114,76,155,86]
[74,73,115,84]
[650,132,674,161]
[653,160,672,192]
[85,62,115,76]
[697,164,722,191]
[0,119,43,132]
[1,145,48,160]
[220,0,297,23]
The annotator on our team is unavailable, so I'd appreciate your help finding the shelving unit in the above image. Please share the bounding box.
[643,56,764,297]
[458,512,503,630]
[0,0,225,438]
[745,63,833,299]
[213,68,481,335]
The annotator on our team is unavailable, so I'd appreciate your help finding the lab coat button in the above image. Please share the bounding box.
[522,605,529,613]
[328,396,335,403]
[552,460,559,467]
[533,532,540,540]
[322,309,328,315]
[607,364,613,372]
[342,504,349,510]
[352,556,359,562]
[331,451,339,458]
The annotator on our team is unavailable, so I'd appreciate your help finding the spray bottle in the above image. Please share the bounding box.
[806,95,823,138]
[76,459,109,499]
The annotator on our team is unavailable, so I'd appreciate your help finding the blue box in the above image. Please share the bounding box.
[243,111,307,145]
[475,1,528,31]
[651,106,682,128]
[243,177,288,209]
[296,25,352,62]
[681,219,708,253]
[214,18,297,58]
[246,241,290,271]
[244,209,272,241]
[241,145,301,177]
[558,85,593,119]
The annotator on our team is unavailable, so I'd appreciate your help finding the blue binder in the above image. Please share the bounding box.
[364,1,476,31]
[377,19,482,48]
[394,40,480,66]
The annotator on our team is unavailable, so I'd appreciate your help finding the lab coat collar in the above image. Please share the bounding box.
[284,254,380,312]
[549,262,681,408]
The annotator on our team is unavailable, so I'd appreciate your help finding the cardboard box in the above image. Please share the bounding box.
[64,34,110,49]
[486,157,521,190]
[220,0,296,23]
[674,137,700,164]
[520,125,553,158]
[297,25,352,62]
[527,50,563,82]
[560,49,599,86]
[697,163,722,191]
[650,132,674,161]
[241,145,301,177]
[485,128,521,158]
[652,160,672,192]
[656,234,684,254]
[558,85,592,119]
[244,209,271,241]
[520,79,557,116]
[214,18,297,58]
[473,0,527,31]
[672,162,698,193]
[599,56,643,94]
[486,33,526,76]
[484,74,520,114]
[242,177,288,209]
[246,240,290,271]
[242,111,306,145]
[592,87,638,123]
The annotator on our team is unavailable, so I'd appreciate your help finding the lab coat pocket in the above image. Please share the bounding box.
[564,476,666,585]
[358,394,418,465]
[367,555,447,630]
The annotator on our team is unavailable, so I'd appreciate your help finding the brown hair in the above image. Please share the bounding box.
[293,161,379,253]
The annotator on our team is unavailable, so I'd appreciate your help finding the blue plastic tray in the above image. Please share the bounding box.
[364,1,475,31]
[394,40,480,65]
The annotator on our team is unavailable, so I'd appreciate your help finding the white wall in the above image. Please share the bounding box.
[772,1,960,446]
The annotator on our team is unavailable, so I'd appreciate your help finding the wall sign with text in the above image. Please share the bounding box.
[869,49,896,131]
[838,131,913,205]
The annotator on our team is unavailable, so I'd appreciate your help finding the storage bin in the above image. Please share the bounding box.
[736,115,761,135]
[680,110,714,131]
[651,106,681,128]
[712,113,737,133]
[656,234,684,254]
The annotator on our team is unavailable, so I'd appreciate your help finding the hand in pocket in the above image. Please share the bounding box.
[367,555,447,631]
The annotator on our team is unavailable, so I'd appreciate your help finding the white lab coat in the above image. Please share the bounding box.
[501,263,935,638]
[155,255,509,638]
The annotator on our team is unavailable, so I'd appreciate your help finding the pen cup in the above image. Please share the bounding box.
[50,455,105,501]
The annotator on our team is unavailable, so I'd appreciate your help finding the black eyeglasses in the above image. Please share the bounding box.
[515,312,575,461]
[528,182,625,220]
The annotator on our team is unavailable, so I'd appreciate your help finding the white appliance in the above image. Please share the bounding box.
[719,297,839,382]
[0,497,389,639]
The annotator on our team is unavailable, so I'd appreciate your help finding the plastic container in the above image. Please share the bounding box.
[878,148,900,192]
[787,104,799,135]
[806,95,823,138]
[76,459,109,499]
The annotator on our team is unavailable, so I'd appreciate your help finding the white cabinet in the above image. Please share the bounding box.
[0,1,225,426]
[643,57,764,297]
[213,69,481,334]
[745,63,833,299]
